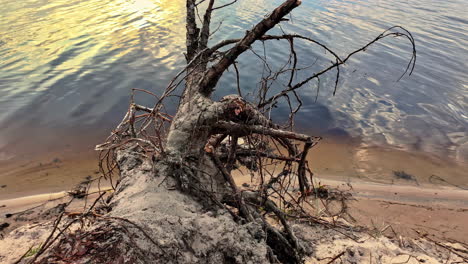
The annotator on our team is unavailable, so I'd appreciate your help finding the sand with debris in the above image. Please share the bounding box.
[1,142,467,263]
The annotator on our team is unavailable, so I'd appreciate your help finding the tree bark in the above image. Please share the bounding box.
[26,0,418,262]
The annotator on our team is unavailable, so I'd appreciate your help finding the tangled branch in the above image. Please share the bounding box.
[92,0,417,262]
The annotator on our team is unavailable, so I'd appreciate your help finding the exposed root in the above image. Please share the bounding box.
[58,0,418,262]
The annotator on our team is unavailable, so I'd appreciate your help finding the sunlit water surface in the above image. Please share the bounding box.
[0,0,467,181]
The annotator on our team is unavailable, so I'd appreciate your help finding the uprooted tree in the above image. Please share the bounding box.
[26,0,416,263]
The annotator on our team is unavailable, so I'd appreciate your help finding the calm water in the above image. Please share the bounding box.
[0,0,467,166]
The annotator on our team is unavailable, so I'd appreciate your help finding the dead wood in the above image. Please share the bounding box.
[19,0,419,263]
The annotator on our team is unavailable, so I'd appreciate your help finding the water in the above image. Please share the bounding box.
[0,0,467,169]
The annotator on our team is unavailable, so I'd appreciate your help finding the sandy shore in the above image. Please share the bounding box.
[0,150,101,200]
[1,139,466,199]
[0,140,467,263]
[1,175,467,263]
[317,177,468,243]
[2,171,467,244]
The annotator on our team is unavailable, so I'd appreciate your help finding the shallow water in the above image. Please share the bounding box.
[0,0,467,172]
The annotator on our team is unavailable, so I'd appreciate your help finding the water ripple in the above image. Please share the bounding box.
[0,0,467,165]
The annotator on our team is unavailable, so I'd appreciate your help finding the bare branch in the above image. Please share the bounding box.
[186,0,200,61]
[199,0,215,50]
[212,0,238,10]
[214,121,322,143]
[233,62,242,97]
[198,0,303,96]
[208,34,342,62]
[259,26,416,107]
[195,0,208,6]
[223,149,297,162]
[208,152,239,193]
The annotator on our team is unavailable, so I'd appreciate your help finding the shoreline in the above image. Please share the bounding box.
[2,180,467,263]
[1,140,467,245]
[1,175,467,243]
[315,176,468,207]
[2,176,467,213]
[0,149,100,200]
[1,139,467,200]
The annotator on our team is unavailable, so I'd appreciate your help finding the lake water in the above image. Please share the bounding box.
[0,0,467,184]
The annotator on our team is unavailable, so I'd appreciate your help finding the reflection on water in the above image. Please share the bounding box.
[0,0,467,180]
[0,0,185,130]
[210,0,468,165]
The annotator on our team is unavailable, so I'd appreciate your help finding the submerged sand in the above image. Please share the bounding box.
[1,138,467,199]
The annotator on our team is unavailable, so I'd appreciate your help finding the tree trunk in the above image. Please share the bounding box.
[27,0,417,262]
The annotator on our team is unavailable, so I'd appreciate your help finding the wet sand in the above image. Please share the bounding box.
[309,137,468,188]
[1,132,466,198]
[0,139,467,245]
[0,151,100,200]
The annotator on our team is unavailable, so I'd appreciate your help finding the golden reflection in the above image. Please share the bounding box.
[0,0,185,78]
[125,0,159,14]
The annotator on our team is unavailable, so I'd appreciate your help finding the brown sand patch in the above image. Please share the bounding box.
[309,139,468,188]
[312,177,468,244]
[0,150,100,200]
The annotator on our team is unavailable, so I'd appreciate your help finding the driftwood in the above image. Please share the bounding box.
[18,0,418,263]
